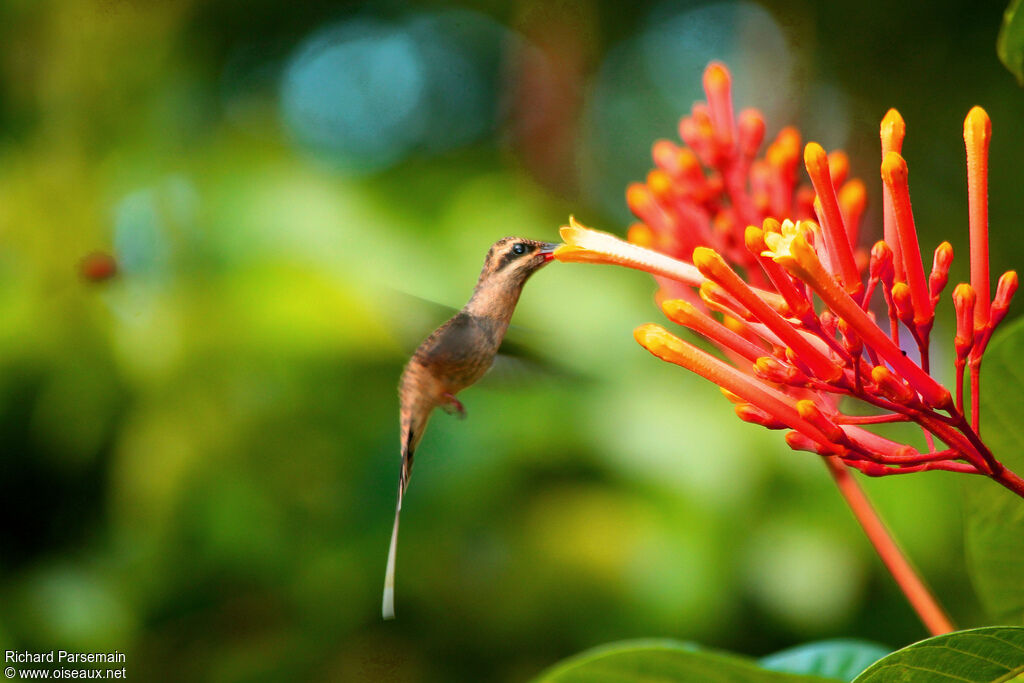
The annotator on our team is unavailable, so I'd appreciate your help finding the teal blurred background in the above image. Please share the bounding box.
[1,0,1022,680]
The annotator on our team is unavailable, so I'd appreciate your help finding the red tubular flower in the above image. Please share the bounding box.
[555,62,1024,500]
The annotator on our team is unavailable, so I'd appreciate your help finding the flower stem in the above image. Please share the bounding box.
[822,456,954,636]
[991,466,1024,498]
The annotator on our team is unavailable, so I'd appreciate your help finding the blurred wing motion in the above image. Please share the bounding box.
[381,288,587,386]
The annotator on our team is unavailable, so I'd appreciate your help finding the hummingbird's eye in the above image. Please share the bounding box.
[512,243,527,255]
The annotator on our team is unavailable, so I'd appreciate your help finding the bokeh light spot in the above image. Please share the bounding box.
[280,11,511,172]
[281,19,427,173]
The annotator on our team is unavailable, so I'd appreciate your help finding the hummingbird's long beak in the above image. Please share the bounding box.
[539,242,560,261]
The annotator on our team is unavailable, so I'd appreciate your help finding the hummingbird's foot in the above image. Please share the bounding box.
[441,393,466,419]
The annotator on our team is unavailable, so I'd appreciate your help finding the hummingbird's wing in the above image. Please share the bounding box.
[380,289,585,385]
[480,332,591,390]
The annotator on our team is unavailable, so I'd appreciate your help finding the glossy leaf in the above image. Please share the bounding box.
[998,0,1024,85]
[759,640,890,681]
[852,626,1024,682]
[535,639,837,682]
[965,316,1024,624]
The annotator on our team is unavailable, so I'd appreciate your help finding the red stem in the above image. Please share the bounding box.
[847,459,978,475]
[955,359,966,415]
[992,467,1024,498]
[970,360,981,432]
[822,457,954,636]
[834,413,909,425]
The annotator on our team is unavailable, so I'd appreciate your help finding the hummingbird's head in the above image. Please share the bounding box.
[466,236,561,317]
[466,237,558,313]
[478,237,559,286]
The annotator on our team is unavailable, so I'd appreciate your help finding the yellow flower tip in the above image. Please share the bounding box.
[634,322,667,350]
[558,217,584,244]
[652,139,679,168]
[738,108,764,127]
[660,298,691,324]
[755,356,809,386]
[698,281,734,312]
[765,142,790,167]
[722,315,745,335]
[953,282,976,307]
[554,217,608,261]
[794,399,815,417]
[626,183,653,212]
[881,108,906,152]
[828,149,849,166]
[880,151,908,187]
[963,106,991,146]
[953,284,975,355]
[738,108,766,154]
[765,221,823,277]
[703,61,731,96]
[776,126,802,153]
[827,150,850,185]
[720,388,744,405]
[677,147,701,173]
[934,241,954,269]
[988,271,1019,331]
[869,240,895,282]
[871,240,892,261]
[785,431,834,456]
[762,217,782,234]
[551,244,585,260]
[691,246,724,277]
[794,400,844,441]
[870,365,916,404]
[803,141,829,174]
[995,270,1019,305]
[891,282,914,323]
[881,108,905,128]
[761,218,808,266]
[634,324,691,364]
[838,179,867,213]
[869,365,890,383]
[646,169,673,199]
[790,230,820,266]
[735,403,786,429]
[627,223,655,248]
[769,253,797,271]
[744,225,766,254]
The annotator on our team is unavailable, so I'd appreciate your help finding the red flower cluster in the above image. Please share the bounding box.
[556,62,1023,498]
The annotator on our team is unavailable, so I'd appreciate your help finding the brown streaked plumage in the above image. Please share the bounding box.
[383,237,558,619]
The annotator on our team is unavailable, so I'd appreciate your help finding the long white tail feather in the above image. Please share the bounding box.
[382,493,402,619]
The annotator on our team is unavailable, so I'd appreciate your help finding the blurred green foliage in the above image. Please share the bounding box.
[1,0,1022,681]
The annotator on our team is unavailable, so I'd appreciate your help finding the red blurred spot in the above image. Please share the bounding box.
[80,251,117,282]
[506,4,592,197]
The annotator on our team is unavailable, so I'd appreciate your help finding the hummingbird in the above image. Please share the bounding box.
[383,236,559,619]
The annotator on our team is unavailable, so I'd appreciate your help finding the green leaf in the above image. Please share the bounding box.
[535,639,838,682]
[852,626,1024,682]
[965,316,1024,624]
[998,0,1024,85]
[759,640,890,681]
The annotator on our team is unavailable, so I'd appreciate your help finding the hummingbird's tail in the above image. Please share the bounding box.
[383,422,417,620]
[382,483,402,620]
